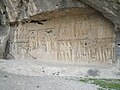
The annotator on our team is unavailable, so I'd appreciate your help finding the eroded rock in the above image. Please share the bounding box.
[0,0,119,67]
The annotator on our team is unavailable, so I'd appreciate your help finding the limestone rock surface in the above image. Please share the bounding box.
[0,0,120,61]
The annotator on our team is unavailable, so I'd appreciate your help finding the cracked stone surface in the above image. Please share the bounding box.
[0,0,120,66]
[0,0,119,28]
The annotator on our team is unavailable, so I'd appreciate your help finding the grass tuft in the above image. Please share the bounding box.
[79,78,120,90]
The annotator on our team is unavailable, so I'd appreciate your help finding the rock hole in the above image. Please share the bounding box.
[42,71,45,73]
[38,22,43,25]
[30,20,43,25]
[53,73,55,75]
[46,30,53,34]
[118,44,120,47]
[85,43,87,45]
[26,20,28,23]
[4,75,8,78]
[41,19,47,22]
[36,86,39,88]
[3,11,5,14]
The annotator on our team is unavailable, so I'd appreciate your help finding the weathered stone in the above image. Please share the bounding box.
[0,0,119,67]
[7,8,115,65]
[0,0,120,29]
[80,0,120,30]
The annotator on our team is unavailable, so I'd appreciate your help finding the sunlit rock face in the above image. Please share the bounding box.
[1,0,86,22]
[1,0,120,28]
[0,0,120,66]
[8,7,115,65]
[0,0,86,59]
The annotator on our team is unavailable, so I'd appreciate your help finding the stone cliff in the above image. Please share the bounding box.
[0,0,120,67]
[0,0,119,27]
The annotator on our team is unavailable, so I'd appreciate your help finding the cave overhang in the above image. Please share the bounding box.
[0,0,120,68]
[5,6,116,66]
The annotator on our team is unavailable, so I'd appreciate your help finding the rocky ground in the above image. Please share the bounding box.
[0,59,120,90]
[0,70,99,90]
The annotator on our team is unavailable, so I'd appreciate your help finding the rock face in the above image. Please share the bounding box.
[9,8,115,65]
[0,0,120,28]
[80,0,120,30]
[0,0,120,66]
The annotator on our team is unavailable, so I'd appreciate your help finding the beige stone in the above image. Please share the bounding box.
[9,8,115,65]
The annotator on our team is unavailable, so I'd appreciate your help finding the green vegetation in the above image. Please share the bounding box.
[79,78,120,90]
[65,77,120,90]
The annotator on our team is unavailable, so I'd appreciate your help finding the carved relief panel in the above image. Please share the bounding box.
[11,8,115,65]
